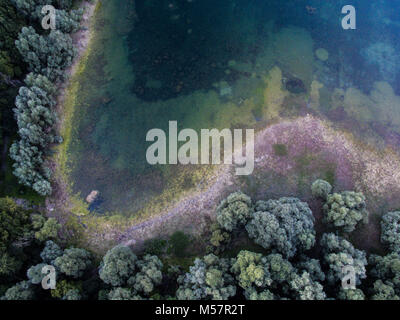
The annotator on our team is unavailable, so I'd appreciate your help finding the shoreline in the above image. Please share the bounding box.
[85,114,400,253]
[47,1,99,226]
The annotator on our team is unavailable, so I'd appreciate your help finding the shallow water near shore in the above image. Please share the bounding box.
[66,0,400,219]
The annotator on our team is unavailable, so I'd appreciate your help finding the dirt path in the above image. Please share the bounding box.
[119,165,235,247]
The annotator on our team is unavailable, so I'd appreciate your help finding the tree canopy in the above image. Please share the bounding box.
[246,197,315,258]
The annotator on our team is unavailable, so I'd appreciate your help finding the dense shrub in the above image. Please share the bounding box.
[143,238,167,256]
[169,231,190,257]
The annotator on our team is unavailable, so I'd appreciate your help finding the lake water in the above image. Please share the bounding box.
[66,0,400,217]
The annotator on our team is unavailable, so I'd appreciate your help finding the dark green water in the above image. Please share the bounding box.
[68,0,400,216]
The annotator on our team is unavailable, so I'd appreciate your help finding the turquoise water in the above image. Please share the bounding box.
[68,0,400,216]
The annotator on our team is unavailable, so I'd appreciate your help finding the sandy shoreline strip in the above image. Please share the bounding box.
[47,1,99,215]
[56,1,98,114]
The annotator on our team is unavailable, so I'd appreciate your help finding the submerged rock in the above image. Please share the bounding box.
[315,48,329,61]
[220,86,232,96]
[86,190,100,204]
[285,77,307,94]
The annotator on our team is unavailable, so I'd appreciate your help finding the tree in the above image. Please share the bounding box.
[50,279,81,299]
[10,73,58,195]
[11,0,50,18]
[232,250,323,300]
[236,252,312,300]
[231,250,271,291]
[99,245,137,287]
[244,287,274,300]
[31,213,46,230]
[15,85,57,147]
[11,0,81,32]
[54,0,74,10]
[27,263,47,284]
[127,255,163,295]
[311,179,332,200]
[246,197,315,258]
[54,247,92,278]
[34,217,60,241]
[107,287,142,300]
[62,289,81,300]
[24,72,56,96]
[289,272,326,300]
[32,180,52,196]
[2,281,34,300]
[323,191,369,233]
[31,214,60,241]
[0,197,31,252]
[381,211,400,252]
[176,254,236,300]
[40,240,63,263]
[0,252,22,277]
[295,256,325,283]
[369,253,400,296]
[0,0,26,167]
[9,140,51,195]
[55,8,83,33]
[16,27,76,82]
[263,253,296,287]
[208,227,231,255]
[216,192,253,231]
[370,280,399,300]
[320,233,367,286]
[337,288,365,300]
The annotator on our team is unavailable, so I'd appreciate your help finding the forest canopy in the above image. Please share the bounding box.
[0,180,398,300]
